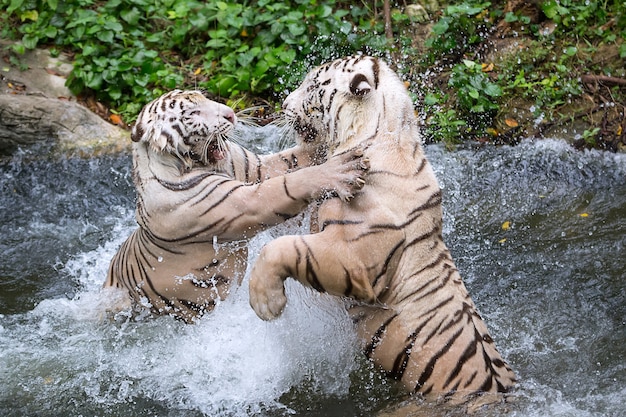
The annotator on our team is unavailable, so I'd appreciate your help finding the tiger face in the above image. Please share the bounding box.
[131,90,236,166]
[282,55,414,153]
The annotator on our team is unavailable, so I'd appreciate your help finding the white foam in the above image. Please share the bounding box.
[1,212,359,415]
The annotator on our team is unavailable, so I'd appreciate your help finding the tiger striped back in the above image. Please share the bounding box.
[248,56,516,401]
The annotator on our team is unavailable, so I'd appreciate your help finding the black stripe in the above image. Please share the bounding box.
[188,177,233,206]
[179,298,215,314]
[283,176,297,201]
[272,212,297,221]
[396,260,453,304]
[172,123,184,140]
[368,209,423,231]
[343,267,353,296]
[388,315,435,379]
[364,313,398,357]
[325,88,337,113]
[200,183,245,216]
[414,325,464,392]
[320,219,362,231]
[156,171,214,191]
[463,370,478,389]
[348,228,385,241]
[443,329,478,389]
[407,190,442,218]
[372,238,405,288]
[196,213,243,237]
[255,154,263,182]
[371,57,380,88]
[420,296,455,345]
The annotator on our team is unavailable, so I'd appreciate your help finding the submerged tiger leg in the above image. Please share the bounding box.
[350,292,517,399]
[249,231,376,321]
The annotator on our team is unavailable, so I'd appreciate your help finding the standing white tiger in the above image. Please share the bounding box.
[105,90,368,322]
[249,56,516,401]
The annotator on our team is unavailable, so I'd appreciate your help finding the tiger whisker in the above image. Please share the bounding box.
[272,114,298,150]
[199,134,213,165]
[236,105,277,127]
[227,130,246,147]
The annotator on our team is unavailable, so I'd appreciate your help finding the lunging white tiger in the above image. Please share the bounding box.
[105,89,368,322]
[248,56,517,401]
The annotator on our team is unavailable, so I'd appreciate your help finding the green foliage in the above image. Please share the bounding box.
[420,0,626,146]
[419,0,500,144]
[0,0,624,149]
[0,0,392,119]
[500,47,583,114]
[425,1,491,63]
[449,59,501,114]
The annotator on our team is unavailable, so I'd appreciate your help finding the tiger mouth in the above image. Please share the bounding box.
[207,142,226,162]
[189,140,226,165]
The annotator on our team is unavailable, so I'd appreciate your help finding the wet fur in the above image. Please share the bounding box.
[105,90,367,322]
[248,57,516,400]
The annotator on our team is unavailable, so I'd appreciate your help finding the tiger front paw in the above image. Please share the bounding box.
[323,147,369,202]
[249,273,287,321]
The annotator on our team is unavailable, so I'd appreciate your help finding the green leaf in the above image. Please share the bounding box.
[42,26,57,38]
[484,83,502,97]
[96,31,114,43]
[252,60,270,77]
[85,72,103,89]
[287,23,306,37]
[462,59,476,69]
[120,8,141,25]
[431,19,449,35]
[104,20,123,32]
[564,46,577,56]
[81,44,97,56]
[20,10,38,21]
[447,3,488,16]
[424,93,441,106]
[11,43,26,55]
[541,1,559,19]
[107,86,122,101]
[277,48,296,64]
[22,33,38,49]
[504,12,518,23]
[7,0,25,14]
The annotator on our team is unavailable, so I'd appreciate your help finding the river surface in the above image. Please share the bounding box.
[1,127,624,416]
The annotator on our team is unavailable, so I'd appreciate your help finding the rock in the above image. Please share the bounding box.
[0,94,130,156]
[0,40,130,156]
[405,4,429,23]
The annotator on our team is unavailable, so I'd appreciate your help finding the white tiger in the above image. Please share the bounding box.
[248,56,517,402]
[105,89,368,322]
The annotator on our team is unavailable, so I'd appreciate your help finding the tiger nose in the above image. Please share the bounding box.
[222,109,236,125]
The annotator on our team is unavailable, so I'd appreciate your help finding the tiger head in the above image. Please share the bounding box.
[282,55,416,154]
[131,90,237,167]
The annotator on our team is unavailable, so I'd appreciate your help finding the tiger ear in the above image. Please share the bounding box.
[130,124,143,142]
[132,122,168,151]
[349,73,372,96]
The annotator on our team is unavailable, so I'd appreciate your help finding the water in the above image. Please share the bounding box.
[0,131,624,416]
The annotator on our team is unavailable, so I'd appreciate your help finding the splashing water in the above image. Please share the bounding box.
[0,130,624,416]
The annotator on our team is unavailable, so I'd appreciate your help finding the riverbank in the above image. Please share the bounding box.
[0,0,625,155]
[0,39,129,156]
